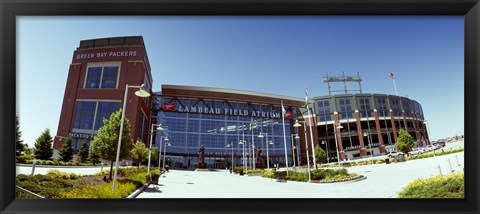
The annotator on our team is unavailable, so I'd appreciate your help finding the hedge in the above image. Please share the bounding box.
[397,172,464,198]
[24,159,102,166]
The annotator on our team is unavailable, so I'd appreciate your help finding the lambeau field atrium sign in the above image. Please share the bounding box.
[163,103,293,119]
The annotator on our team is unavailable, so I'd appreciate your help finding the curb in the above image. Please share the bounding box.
[127,182,151,198]
[128,171,166,198]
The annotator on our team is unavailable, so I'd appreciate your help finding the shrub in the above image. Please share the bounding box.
[397,172,464,198]
[126,172,149,188]
[310,168,349,180]
[59,181,137,198]
[375,159,385,164]
[233,167,244,174]
[16,174,74,198]
[73,176,102,187]
[46,169,80,180]
[286,171,308,182]
[262,170,276,178]
[322,173,357,181]
[245,169,265,175]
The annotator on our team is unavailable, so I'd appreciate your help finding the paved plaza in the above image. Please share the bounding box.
[137,151,464,198]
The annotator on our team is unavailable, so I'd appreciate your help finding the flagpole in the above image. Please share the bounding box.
[251,117,255,170]
[281,100,289,175]
[305,87,317,170]
[389,72,398,96]
[393,79,398,96]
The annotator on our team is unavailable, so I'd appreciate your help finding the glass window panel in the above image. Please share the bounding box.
[101,67,118,88]
[94,102,120,130]
[187,119,200,133]
[85,67,102,88]
[73,101,96,129]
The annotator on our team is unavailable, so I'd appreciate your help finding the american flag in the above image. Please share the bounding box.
[388,72,394,80]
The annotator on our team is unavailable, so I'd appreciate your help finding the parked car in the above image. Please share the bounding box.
[387,151,404,158]
[408,148,424,156]
[435,140,446,147]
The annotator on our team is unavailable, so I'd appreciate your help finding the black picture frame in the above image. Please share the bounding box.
[1,0,478,214]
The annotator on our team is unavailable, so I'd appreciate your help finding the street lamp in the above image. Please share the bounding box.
[293,120,311,182]
[363,131,373,164]
[226,142,234,172]
[258,132,271,169]
[162,142,172,170]
[239,140,246,170]
[334,122,344,168]
[112,84,150,192]
[290,134,298,167]
[147,124,164,175]
[158,136,169,171]
[321,140,329,164]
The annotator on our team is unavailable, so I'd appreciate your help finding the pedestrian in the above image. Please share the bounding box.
[165,164,170,172]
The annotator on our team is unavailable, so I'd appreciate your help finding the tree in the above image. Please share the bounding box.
[15,114,25,158]
[130,141,149,168]
[396,128,415,154]
[90,109,134,179]
[77,139,90,163]
[89,149,101,164]
[34,129,53,160]
[58,136,74,162]
[151,147,159,166]
[314,144,327,164]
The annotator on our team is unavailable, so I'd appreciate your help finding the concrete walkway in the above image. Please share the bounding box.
[137,151,464,198]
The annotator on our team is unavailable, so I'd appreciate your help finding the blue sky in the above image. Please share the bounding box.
[17,16,464,148]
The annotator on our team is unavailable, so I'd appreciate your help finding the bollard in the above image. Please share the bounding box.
[448,159,453,173]
[437,165,442,175]
[455,154,460,166]
[31,159,37,176]
[101,163,104,172]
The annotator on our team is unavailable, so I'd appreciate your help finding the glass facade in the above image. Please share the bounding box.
[317,100,331,122]
[358,97,372,117]
[338,98,353,119]
[376,97,388,117]
[157,97,295,167]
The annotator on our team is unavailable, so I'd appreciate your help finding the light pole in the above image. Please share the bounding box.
[334,122,344,168]
[239,140,246,170]
[158,136,169,171]
[424,120,434,157]
[258,132,272,169]
[290,134,298,167]
[112,84,150,192]
[226,142,234,172]
[293,120,311,182]
[147,124,164,175]
[363,131,373,164]
[322,140,329,164]
[240,122,246,169]
[162,141,171,170]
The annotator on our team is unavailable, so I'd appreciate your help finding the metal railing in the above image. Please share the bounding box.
[16,185,45,198]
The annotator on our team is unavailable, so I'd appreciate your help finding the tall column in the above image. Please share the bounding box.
[334,112,346,161]
[389,109,398,143]
[411,111,421,142]
[355,110,367,156]
[402,110,408,131]
[373,109,386,154]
